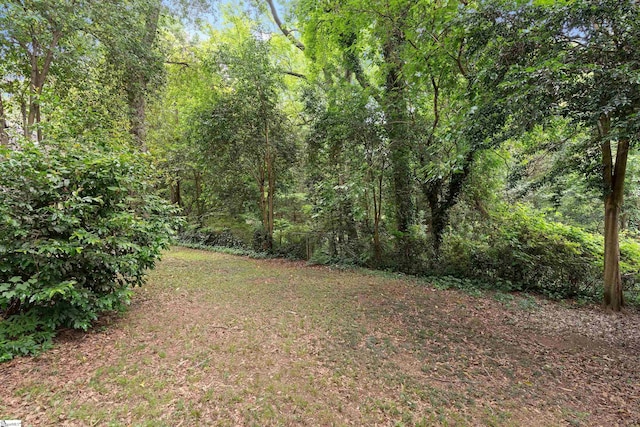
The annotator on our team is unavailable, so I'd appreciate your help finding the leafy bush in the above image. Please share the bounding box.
[178,224,248,249]
[178,242,271,259]
[0,142,181,361]
[440,205,604,299]
[252,228,273,252]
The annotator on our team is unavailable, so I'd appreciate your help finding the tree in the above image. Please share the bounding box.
[304,83,389,263]
[90,0,167,151]
[0,0,88,142]
[467,0,640,310]
[191,32,297,249]
[293,0,512,266]
[292,0,422,267]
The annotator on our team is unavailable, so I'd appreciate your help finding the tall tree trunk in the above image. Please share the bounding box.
[20,99,28,139]
[129,87,148,150]
[170,179,182,206]
[604,193,623,310]
[600,115,628,311]
[267,156,275,246]
[602,139,629,311]
[258,166,267,232]
[26,31,61,142]
[27,93,40,141]
[424,179,443,253]
[383,32,413,270]
[36,104,42,143]
[0,95,8,147]
[422,150,475,257]
[266,123,275,251]
[128,3,160,151]
[27,53,39,141]
[194,171,203,221]
[372,171,383,264]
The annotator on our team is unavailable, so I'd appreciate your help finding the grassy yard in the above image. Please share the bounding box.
[1,247,639,426]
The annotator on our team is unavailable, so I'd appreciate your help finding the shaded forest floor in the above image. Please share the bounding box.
[2,247,640,426]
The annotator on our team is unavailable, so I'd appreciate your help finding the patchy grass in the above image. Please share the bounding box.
[1,247,639,426]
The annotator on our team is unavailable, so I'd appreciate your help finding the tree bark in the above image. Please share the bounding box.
[20,99,28,139]
[265,0,305,52]
[604,194,623,310]
[0,95,8,147]
[194,171,203,220]
[383,30,413,270]
[600,115,628,311]
[266,123,275,250]
[602,139,628,311]
[26,30,61,142]
[372,170,384,264]
[129,88,148,150]
[127,2,160,151]
[259,167,268,234]
[170,179,182,206]
[423,150,475,256]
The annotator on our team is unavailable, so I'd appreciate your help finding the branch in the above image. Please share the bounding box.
[456,39,468,78]
[265,0,305,52]
[613,139,629,204]
[599,115,613,190]
[39,30,63,91]
[281,70,307,80]
[431,75,440,135]
[166,61,190,67]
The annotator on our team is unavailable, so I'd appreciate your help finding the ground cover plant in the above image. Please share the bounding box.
[1,247,638,426]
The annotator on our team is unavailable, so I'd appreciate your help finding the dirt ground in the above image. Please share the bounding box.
[1,247,639,426]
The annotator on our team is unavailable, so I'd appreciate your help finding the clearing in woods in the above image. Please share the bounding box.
[1,247,639,426]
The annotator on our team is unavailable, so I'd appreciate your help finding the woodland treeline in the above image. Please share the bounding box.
[1,0,639,358]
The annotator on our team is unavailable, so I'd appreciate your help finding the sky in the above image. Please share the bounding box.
[194,0,284,35]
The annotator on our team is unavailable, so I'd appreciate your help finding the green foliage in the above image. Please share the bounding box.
[177,243,272,259]
[178,224,249,249]
[184,31,298,230]
[440,205,604,299]
[0,142,181,361]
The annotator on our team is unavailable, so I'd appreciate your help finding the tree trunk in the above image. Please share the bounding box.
[127,3,160,151]
[383,32,413,270]
[372,172,383,264]
[20,99,28,139]
[0,95,8,147]
[26,31,61,142]
[129,87,148,150]
[422,150,475,257]
[170,179,182,206]
[602,138,628,311]
[194,171,203,221]
[600,114,628,311]
[26,93,43,142]
[27,93,39,141]
[267,157,275,246]
[36,103,42,143]
[258,168,267,232]
[604,195,623,310]
[266,123,275,251]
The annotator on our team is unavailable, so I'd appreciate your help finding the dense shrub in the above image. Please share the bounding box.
[0,143,181,361]
[440,205,605,299]
[178,225,248,249]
